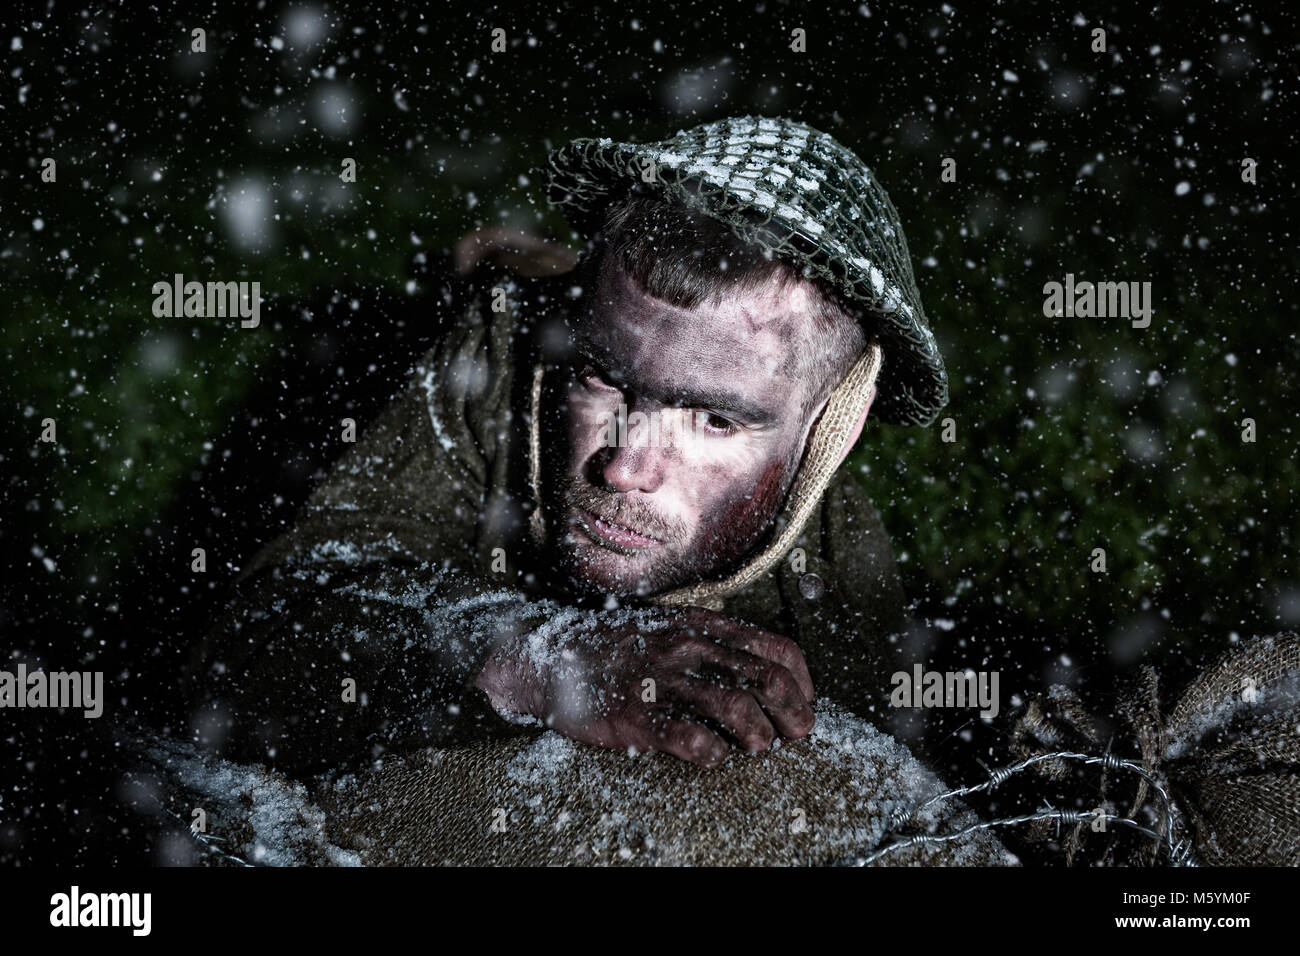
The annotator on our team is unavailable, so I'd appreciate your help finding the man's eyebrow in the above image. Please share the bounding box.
[572,334,616,370]
[572,339,627,385]
[665,386,777,425]
[573,333,777,424]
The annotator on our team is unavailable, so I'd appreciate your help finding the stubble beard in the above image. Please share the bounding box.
[546,456,797,600]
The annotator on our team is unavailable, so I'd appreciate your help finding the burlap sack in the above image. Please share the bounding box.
[1159,632,1300,865]
[129,702,1012,867]
[1010,632,1300,866]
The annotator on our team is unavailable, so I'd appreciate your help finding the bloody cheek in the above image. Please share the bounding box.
[700,457,789,561]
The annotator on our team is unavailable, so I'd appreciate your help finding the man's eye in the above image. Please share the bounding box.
[696,412,737,435]
[578,365,619,393]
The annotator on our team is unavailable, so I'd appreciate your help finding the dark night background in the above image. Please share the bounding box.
[1,0,1296,866]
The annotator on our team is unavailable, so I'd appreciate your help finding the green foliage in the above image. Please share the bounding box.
[855,214,1296,638]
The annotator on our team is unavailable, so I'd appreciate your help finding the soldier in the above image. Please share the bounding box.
[182,116,1299,865]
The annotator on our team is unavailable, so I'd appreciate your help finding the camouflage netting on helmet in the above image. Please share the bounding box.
[127,701,1012,866]
[541,115,948,427]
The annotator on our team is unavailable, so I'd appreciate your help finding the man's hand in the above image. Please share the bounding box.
[475,608,815,767]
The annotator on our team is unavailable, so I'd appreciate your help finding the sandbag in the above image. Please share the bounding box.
[127,702,1014,866]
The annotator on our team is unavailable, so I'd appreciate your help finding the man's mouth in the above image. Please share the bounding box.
[573,507,662,554]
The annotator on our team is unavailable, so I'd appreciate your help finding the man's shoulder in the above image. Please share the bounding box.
[419,261,579,371]
[435,226,583,353]
[385,262,577,487]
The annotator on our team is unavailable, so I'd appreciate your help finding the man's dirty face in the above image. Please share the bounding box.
[549,257,826,597]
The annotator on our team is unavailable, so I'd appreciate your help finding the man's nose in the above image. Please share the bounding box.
[594,405,667,494]
[598,444,666,494]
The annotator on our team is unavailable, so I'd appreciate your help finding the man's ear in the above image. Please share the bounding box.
[831,383,876,471]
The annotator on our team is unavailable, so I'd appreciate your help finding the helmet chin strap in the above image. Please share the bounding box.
[527,341,884,610]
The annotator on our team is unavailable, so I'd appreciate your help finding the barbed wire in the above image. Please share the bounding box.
[854,748,1192,867]
[159,804,254,868]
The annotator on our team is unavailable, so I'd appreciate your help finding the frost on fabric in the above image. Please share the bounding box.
[135,737,361,867]
[283,533,409,571]
[305,539,366,565]
[417,361,458,453]
[1162,668,1300,763]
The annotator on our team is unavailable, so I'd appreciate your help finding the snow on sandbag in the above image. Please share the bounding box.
[128,702,1015,866]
